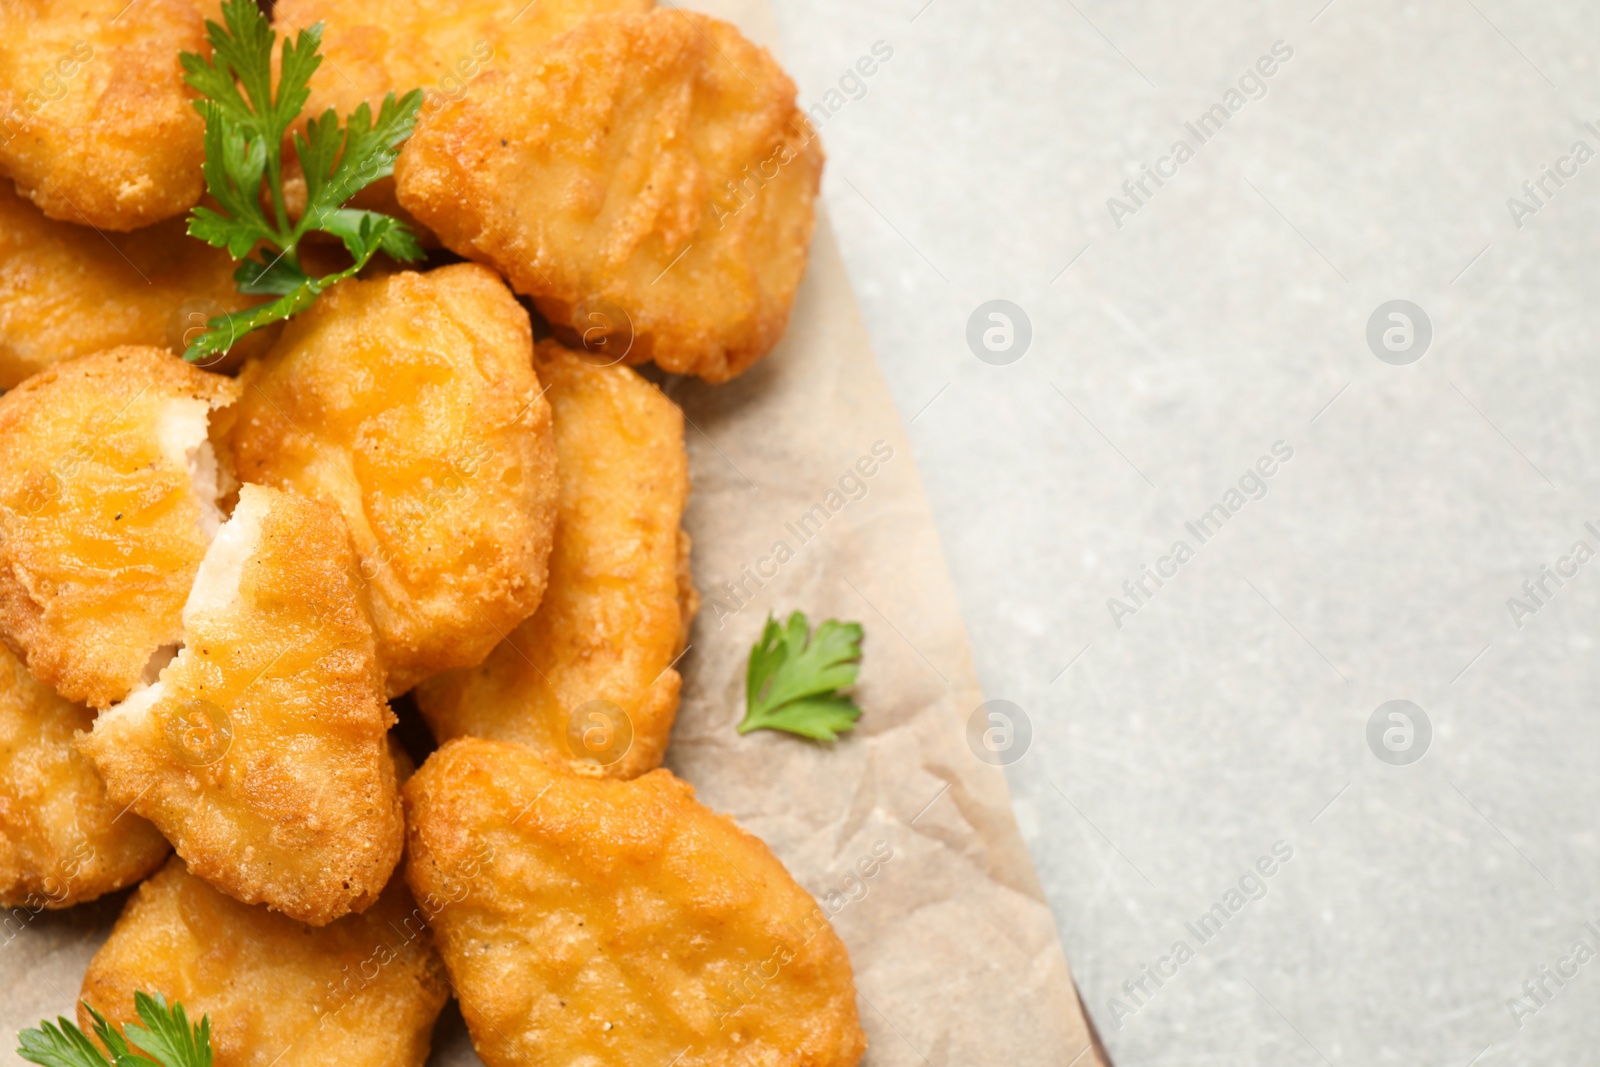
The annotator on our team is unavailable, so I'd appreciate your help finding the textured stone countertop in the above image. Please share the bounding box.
[768,1,1600,1063]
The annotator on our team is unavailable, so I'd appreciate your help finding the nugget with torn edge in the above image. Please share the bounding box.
[227,264,559,696]
[80,858,448,1067]
[0,347,238,709]
[0,0,214,230]
[404,738,866,1067]
[0,641,168,911]
[396,10,823,383]
[79,484,404,926]
[0,183,275,389]
[418,341,694,779]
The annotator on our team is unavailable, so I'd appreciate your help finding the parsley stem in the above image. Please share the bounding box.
[182,236,384,362]
[265,154,289,237]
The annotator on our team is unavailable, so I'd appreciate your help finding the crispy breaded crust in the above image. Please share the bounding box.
[80,858,449,1067]
[0,347,239,709]
[417,342,692,779]
[0,0,213,230]
[395,11,823,383]
[0,183,274,388]
[273,0,652,242]
[227,264,558,695]
[78,485,403,925]
[0,642,168,910]
[274,0,652,126]
[676,526,699,635]
[404,738,866,1067]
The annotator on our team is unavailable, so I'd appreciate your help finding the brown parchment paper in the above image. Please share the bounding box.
[0,1,1102,1062]
[652,202,1104,1066]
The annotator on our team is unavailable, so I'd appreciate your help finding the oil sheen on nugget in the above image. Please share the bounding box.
[0,0,214,229]
[396,10,823,383]
[79,485,404,926]
[227,264,559,695]
[417,342,695,780]
[0,347,239,709]
[0,183,274,388]
[0,641,168,910]
[80,859,448,1067]
[404,738,867,1067]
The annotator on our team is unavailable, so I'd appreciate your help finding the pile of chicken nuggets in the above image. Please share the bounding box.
[0,1,865,1064]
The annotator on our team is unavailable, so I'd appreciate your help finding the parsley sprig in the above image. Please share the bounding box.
[18,993,211,1067]
[178,0,424,363]
[740,612,864,741]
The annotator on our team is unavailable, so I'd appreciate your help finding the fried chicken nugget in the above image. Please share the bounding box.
[0,183,274,389]
[272,0,651,233]
[405,738,867,1067]
[0,347,239,710]
[227,264,559,696]
[0,0,214,230]
[0,641,167,910]
[395,11,824,383]
[275,0,651,120]
[80,858,449,1067]
[79,484,404,925]
[417,342,694,779]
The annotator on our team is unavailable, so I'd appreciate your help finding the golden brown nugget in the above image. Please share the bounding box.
[274,0,652,121]
[0,0,214,230]
[79,484,403,925]
[396,11,823,383]
[417,342,694,779]
[0,184,274,388]
[0,642,167,910]
[405,739,866,1067]
[80,858,449,1067]
[272,0,652,236]
[227,264,558,696]
[0,347,239,709]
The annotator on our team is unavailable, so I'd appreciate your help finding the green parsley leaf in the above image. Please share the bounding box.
[17,993,211,1067]
[184,215,396,363]
[177,0,424,362]
[739,612,864,741]
[124,993,212,1067]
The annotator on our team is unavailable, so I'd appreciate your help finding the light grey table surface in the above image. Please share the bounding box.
[766,1,1600,1064]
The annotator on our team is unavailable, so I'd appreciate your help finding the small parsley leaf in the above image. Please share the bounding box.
[233,253,312,296]
[740,612,864,741]
[178,0,424,362]
[17,993,211,1067]
[124,993,212,1067]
